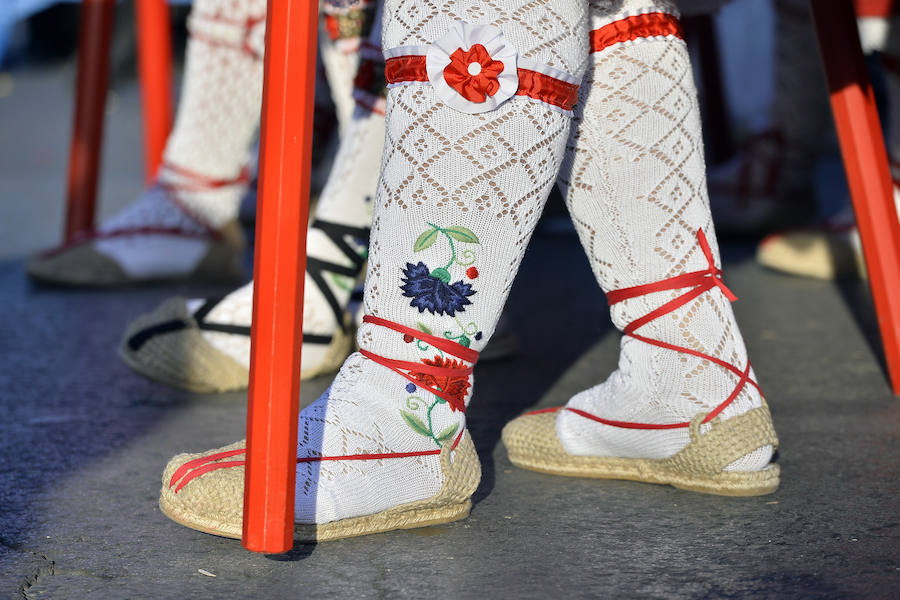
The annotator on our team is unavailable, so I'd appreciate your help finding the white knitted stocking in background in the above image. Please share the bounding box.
[197,5,387,372]
[555,0,771,471]
[320,1,379,133]
[158,0,266,226]
[286,0,588,524]
[92,0,266,278]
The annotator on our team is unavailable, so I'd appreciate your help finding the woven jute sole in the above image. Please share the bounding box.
[502,406,779,497]
[159,431,481,542]
[120,302,355,393]
[25,220,246,287]
[119,299,250,394]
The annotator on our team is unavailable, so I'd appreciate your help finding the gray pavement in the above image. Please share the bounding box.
[1,67,899,600]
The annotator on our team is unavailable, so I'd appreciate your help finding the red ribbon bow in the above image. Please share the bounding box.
[443,44,504,103]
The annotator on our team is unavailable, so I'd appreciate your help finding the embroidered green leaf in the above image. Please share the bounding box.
[414,228,440,252]
[401,411,430,437]
[457,335,471,348]
[435,423,459,443]
[417,322,433,335]
[444,226,479,244]
[429,267,451,283]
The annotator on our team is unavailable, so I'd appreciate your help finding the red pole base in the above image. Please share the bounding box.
[810,0,900,396]
[135,0,174,182]
[65,0,115,242]
[242,0,319,554]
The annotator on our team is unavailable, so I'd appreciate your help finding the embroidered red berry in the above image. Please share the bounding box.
[403,334,414,343]
[466,267,479,279]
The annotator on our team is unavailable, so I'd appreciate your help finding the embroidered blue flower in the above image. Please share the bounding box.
[400,262,475,316]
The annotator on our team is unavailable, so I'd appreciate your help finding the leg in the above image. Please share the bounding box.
[504,0,778,495]
[158,0,589,540]
[28,0,267,286]
[706,0,827,235]
[120,4,389,392]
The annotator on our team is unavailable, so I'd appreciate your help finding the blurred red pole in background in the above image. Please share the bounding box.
[65,0,115,241]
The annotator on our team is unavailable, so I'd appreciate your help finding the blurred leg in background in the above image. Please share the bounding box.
[119,1,386,392]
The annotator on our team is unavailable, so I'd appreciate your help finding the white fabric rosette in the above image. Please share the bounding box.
[425,21,519,114]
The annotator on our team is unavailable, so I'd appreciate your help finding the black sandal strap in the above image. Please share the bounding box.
[128,296,340,352]
[305,219,370,332]
[128,220,368,352]
[126,320,189,351]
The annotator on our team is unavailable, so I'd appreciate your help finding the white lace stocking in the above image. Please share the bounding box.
[320,1,379,133]
[197,5,387,372]
[161,0,266,228]
[556,0,771,471]
[290,0,588,524]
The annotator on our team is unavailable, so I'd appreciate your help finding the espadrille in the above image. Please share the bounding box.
[159,430,481,541]
[503,405,779,496]
[26,218,246,287]
[120,296,354,393]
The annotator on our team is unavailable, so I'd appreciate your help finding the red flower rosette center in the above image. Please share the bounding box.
[409,355,471,413]
[443,44,505,103]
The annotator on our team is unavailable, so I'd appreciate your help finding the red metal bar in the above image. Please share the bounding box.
[810,0,900,396]
[64,0,115,241]
[135,0,174,181]
[243,0,318,553]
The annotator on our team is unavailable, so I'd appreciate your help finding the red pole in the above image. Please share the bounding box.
[65,0,115,242]
[242,0,318,553]
[810,0,900,396]
[135,0,174,182]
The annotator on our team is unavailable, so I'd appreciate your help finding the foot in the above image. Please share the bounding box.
[503,233,780,497]
[159,351,481,541]
[26,172,246,287]
[120,278,357,392]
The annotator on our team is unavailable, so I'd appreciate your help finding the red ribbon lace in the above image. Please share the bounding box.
[359,315,479,409]
[531,229,762,429]
[590,12,684,54]
[384,55,579,111]
[40,163,250,257]
[189,13,266,60]
[169,431,466,493]
[169,316,475,494]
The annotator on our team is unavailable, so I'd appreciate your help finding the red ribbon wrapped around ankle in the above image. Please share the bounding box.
[533,229,763,430]
[39,162,251,257]
[359,315,479,410]
[188,13,266,60]
[168,316,474,494]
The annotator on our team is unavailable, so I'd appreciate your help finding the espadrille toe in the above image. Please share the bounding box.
[159,431,482,542]
[26,243,131,286]
[502,406,780,496]
[161,440,247,539]
[121,295,355,392]
[120,298,250,394]
[26,220,245,287]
